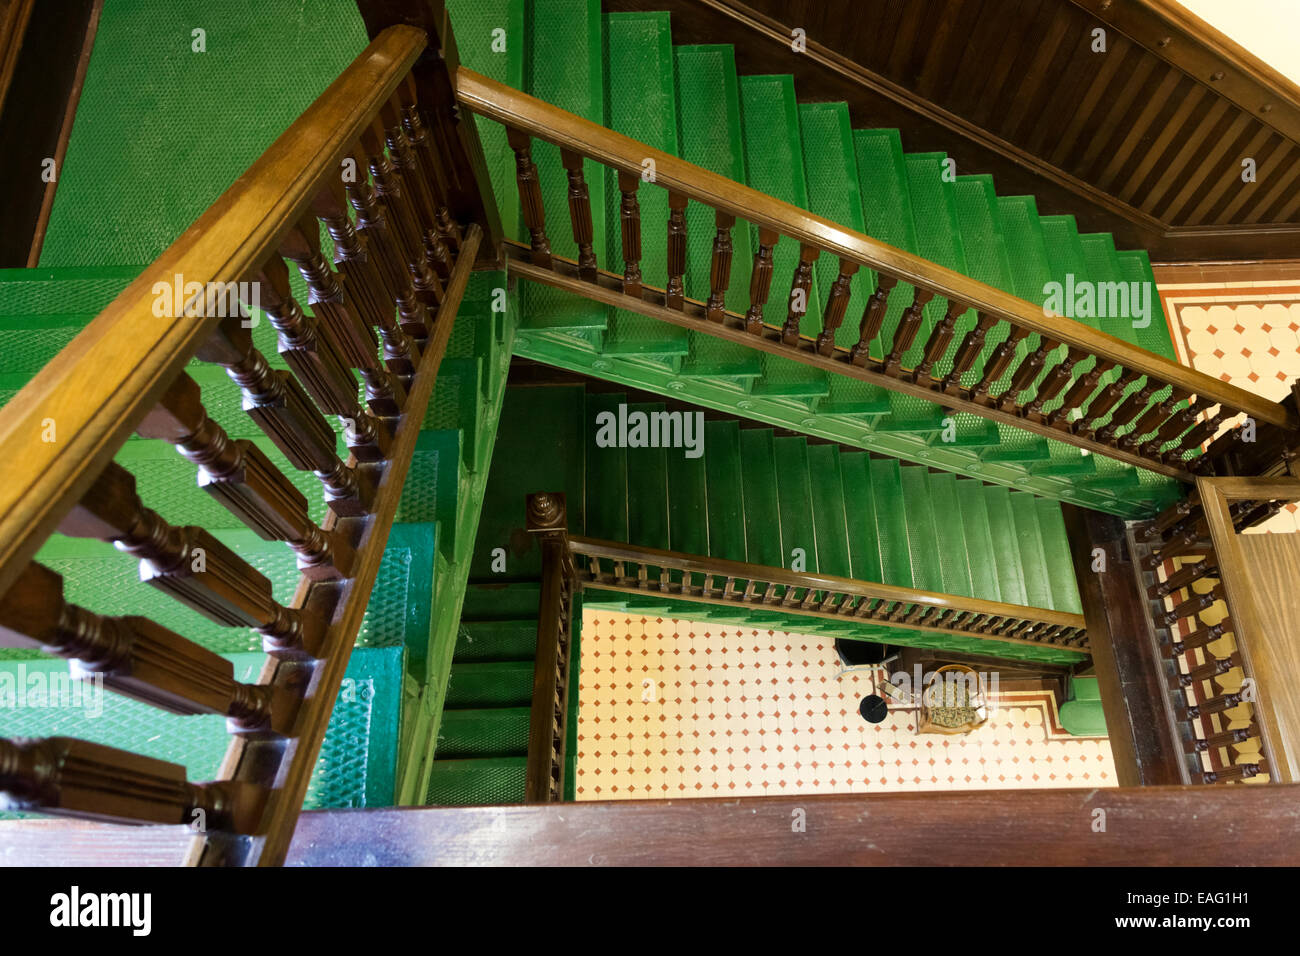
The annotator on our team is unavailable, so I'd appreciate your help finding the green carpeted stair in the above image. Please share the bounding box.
[427,377,1091,803]
[1059,674,1108,736]
[447,0,1184,519]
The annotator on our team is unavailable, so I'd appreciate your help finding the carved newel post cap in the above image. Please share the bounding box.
[526,492,566,533]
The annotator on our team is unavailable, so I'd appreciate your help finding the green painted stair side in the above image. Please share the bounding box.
[446,0,526,242]
[954,477,1003,603]
[520,0,607,335]
[773,436,817,571]
[807,443,852,579]
[625,403,672,551]
[839,452,883,584]
[703,419,748,561]
[928,472,976,598]
[869,458,914,588]
[39,2,368,267]
[898,465,943,592]
[799,102,893,417]
[738,428,784,567]
[738,74,825,397]
[1010,490,1055,611]
[469,383,586,580]
[585,392,630,542]
[673,44,760,381]
[667,441,710,556]
[983,485,1029,606]
[602,11,688,361]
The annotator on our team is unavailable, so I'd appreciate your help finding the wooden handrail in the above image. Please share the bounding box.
[567,534,1089,655]
[0,27,426,600]
[454,66,1295,435]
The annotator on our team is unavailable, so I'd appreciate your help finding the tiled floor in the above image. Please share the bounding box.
[574,612,1115,800]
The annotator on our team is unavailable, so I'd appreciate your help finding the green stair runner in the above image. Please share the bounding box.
[448,0,1184,518]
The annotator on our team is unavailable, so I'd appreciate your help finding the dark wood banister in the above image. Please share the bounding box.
[568,534,1088,654]
[453,66,1296,436]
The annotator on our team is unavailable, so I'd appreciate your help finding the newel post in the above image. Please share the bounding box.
[524,493,576,803]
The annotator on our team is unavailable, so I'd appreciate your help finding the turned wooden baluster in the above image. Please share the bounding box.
[361,124,426,266]
[1192,727,1252,754]
[939,313,996,393]
[507,127,552,269]
[1166,617,1218,654]
[1024,347,1084,419]
[1141,394,1211,459]
[1194,418,1251,474]
[137,372,354,581]
[970,327,1031,404]
[848,276,897,366]
[398,75,461,252]
[1237,498,1284,530]
[1047,357,1115,428]
[1161,583,1225,626]
[1148,553,1217,598]
[560,148,598,282]
[345,147,432,341]
[0,737,261,830]
[816,259,859,356]
[882,287,935,376]
[0,562,295,734]
[1202,761,1264,784]
[279,220,407,421]
[381,97,441,236]
[666,193,689,310]
[746,228,778,334]
[781,244,818,345]
[1185,691,1243,720]
[1120,387,1190,452]
[913,298,965,381]
[254,254,392,465]
[314,180,420,379]
[1077,368,1142,438]
[196,316,374,518]
[57,461,325,657]
[1096,377,1161,444]
[617,171,642,297]
[998,336,1059,413]
[256,251,359,415]
[1172,651,1242,689]
[1139,493,1202,542]
[705,211,735,323]
[1169,401,1230,461]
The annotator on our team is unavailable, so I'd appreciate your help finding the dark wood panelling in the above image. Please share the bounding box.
[606,0,1300,261]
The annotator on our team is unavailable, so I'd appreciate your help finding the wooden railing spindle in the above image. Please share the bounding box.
[705,210,735,323]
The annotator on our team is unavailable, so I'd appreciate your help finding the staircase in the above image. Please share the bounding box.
[428,376,1090,806]
[448,0,1185,518]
